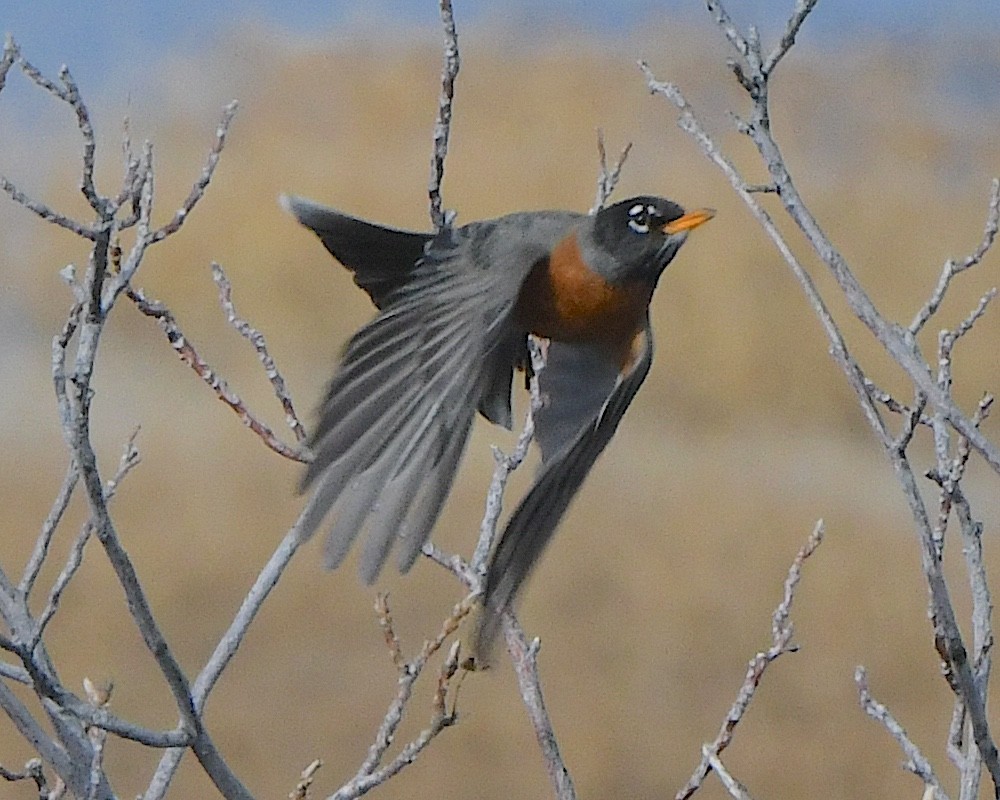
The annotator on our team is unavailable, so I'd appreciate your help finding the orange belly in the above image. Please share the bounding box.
[515,233,651,365]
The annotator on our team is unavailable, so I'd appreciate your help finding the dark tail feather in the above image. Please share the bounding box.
[281,195,433,309]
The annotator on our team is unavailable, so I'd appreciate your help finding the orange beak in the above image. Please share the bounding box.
[663,208,716,235]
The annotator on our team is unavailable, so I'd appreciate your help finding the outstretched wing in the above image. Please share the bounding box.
[291,208,574,584]
[477,321,655,652]
[296,228,512,583]
[281,195,433,309]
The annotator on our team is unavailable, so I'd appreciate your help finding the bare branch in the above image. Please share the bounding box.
[639,62,893,451]
[502,614,577,800]
[0,757,54,798]
[211,262,307,443]
[127,287,306,462]
[331,595,471,800]
[146,512,314,799]
[19,461,79,595]
[290,760,323,800]
[590,130,633,214]
[374,593,404,670]
[149,101,238,243]
[856,667,951,800]
[427,0,460,230]
[762,0,820,75]
[911,179,1000,335]
[0,176,97,239]
[646,9,1000,475]
[31,430,141,647]
[645,10,1000,785]
[56,65,102,212]
[16,53,70,101]
[470,337,545,573]
[0,35,18,90]
[705,748,756,800]
[677,521,824,800]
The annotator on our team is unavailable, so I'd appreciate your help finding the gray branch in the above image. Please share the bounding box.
[645,0,1000,794]
[428,0,460,230]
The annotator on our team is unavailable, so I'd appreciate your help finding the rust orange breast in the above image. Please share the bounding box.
[515,232,651,365]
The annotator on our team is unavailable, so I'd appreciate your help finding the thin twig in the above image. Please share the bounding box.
[31,430,141,647]
[706,749,756,800]
[146,511,315,799]
[470,337,546,573]
[20,461,79,595]
[911,180,1000,335]
[502,614,577,800]
[762,0,820,75]
[856,667,951,800]
[149,101,238,244]
[653,10,1000,476]
[126,287,306,462]
[427,0,460,230]
[591,130,633,214]
[677,522,824,800]
[0,176,97,239]
[374,593,404,670]
[0,35,18,90]
[57,65,102,213]
[331,596,472,800]
[211,262,307,443]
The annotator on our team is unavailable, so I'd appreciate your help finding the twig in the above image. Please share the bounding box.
[651,9,1000,476]
[911,180,1000,335]
[211,262,307,443]
[502,614,577,800]
[31,430,141,647]
[470,337,546,573]
[591,130,633,214]
[149,101,238,244]
[762,0,820,75]
[0,757,52,797]
[126,287,306,462]
[677,521,824,800]
[705,748,755,800]
[289,759,322,800]
[19,461,79,595]
[856,667,951,800]
[374,593,404,669]
[57,65,102,213]
[331,596,471,800]
[0,176,98,239]
[953,485,993,799]
[428,0,460,230]
[0,35,18,90]
[639,61,892,449]
[146,511,315,799]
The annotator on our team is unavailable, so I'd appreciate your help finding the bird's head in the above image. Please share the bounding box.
[587,196,715,285]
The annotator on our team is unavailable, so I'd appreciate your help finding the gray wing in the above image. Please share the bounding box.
[293,212,569,584]
[297,231,505,582]
[477,321,655,653]
[282,195,433,310]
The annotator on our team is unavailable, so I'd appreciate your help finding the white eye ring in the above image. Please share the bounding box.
[628,203,650,234]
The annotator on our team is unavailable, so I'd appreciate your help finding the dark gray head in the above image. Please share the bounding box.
[585,196,715,285]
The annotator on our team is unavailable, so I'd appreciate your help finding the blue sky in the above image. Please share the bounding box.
[2,0,998,98]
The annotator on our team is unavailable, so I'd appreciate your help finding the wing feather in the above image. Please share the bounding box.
[282,195,432,309]
[477,322,655,653]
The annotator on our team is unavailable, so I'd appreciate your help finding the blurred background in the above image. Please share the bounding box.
[1,1,999,798]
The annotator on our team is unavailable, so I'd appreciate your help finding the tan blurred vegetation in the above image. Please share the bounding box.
[1,19,999,800]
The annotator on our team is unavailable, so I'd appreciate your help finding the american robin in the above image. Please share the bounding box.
[283,194,713,650]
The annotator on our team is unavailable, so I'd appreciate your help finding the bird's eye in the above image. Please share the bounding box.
[627,203,650,234]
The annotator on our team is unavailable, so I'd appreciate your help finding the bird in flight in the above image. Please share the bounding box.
[283,194,713,651]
